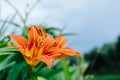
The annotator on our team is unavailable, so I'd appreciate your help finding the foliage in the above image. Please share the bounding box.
[84,36,120,79]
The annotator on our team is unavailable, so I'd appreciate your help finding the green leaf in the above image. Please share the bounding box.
[0,16,9,36]
[25,0,40,22]
[0,46,17,53]
[61,33,78,36]
[5,0,25,25]
[45,27,61,32]
[6,62,26,80]
[0,54,16,71]
[0,61,15,71]
[0,19,20,27]
[37,66,63,79]
[0,55,8,63]
[22,26,28,39]
[0,47,18,56]
[61,58,71,80]
[37,76,46,80]
[0,40,7,48]
[0,52,15,55]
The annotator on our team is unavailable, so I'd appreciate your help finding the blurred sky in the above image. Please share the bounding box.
[0,0,120,53]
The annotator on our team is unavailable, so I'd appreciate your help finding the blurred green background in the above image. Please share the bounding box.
[0,0,120,80]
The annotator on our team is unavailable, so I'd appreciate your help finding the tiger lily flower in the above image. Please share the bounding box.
[8,26,81,68]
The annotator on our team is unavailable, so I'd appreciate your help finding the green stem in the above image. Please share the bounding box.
[25,65,33,80]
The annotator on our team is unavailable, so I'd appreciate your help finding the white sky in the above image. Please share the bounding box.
[0,0,120,53]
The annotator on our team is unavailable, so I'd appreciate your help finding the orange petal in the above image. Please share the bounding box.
[28,26,47,43]
[25,42,35,57]
[9,34,27,49]
[55,35,67,48]
[8,42,25,55]
[46,47,81,61]
[24,56,40,66]
[37,55,52,68]
[58,47,82,57]
[42,37,55,51]
[28,26,40,42]
[38,26,46,37]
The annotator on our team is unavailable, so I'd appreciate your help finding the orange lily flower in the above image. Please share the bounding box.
[8,26,81,68]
